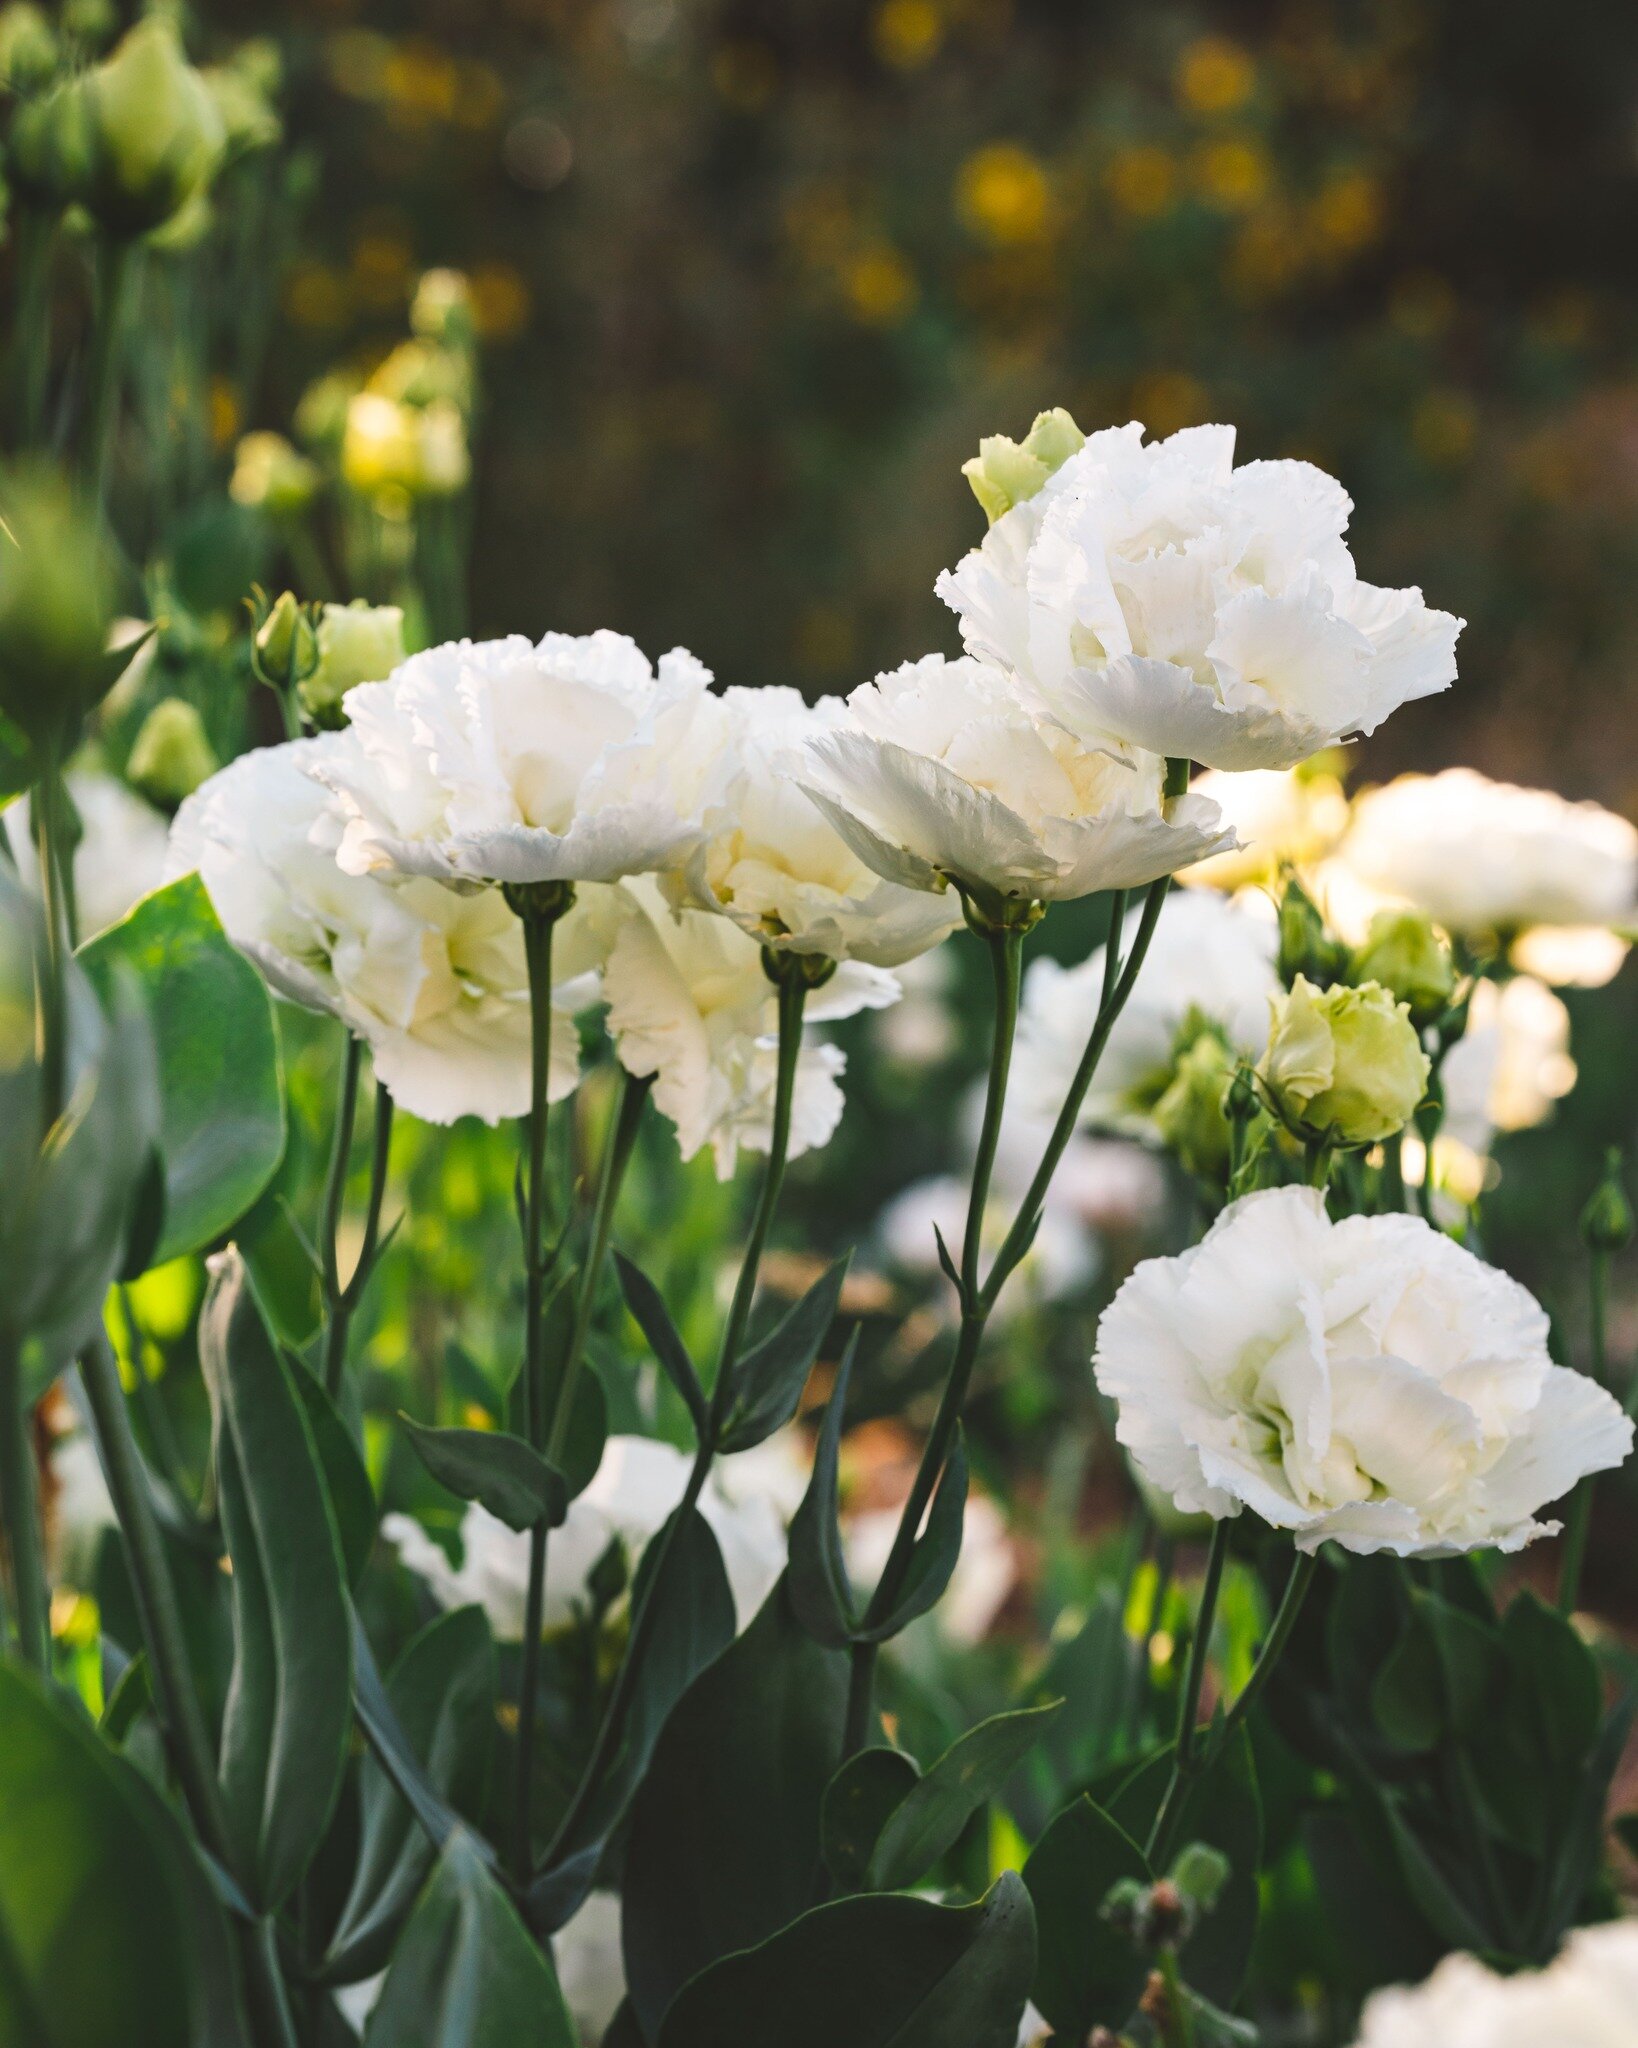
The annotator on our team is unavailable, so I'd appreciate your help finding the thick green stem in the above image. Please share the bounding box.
[1559,1249,1609,1614]
[540,975,807,1873]
[11,208,55,450]
[511,904,561,1884]
[79,1335,231,1852]
[82,237,137,509]
[0,1334,49,1672]
[1145,1521,1229,1866]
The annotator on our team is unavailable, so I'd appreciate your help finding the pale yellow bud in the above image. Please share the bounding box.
[229,432,319,517]
[300,601,405,729]
[961,406,1085,523]
[83,17,224,238]
[126,696,217,805]
[1259,975,1430,1146]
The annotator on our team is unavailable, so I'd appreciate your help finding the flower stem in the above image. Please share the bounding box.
[1214,1548,1317,1747]
[538,977,807,1876]
[0,1334,49,1672]
[510,900,563,1885]
[320,1050,394,1403]
[1145,1521,1229,1866]
[82,236,137,510]
[10,208,55,450]
[1558,1248,1609,1614]
[32,755,70,1132]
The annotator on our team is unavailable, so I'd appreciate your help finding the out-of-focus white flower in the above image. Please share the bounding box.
[1095,1185,1632,1556]
[48,1430,115,1588]
[1016,2003,1051,2048]
[1508,924,1629,989]
[878,1171,1099,1318]
[1352,1918,1638,2048]
[1441,973,1576,1153]
[312,631,712,889]
[872,942,960,1068]
[938,420,1461,771]
[385,1430,801,1637]
[846,1489,1016,1646]
[1014,889,1277,1131]
[600,879,894,1179]
[554,1891,626,2046]
[1178,763,1350,894]
[168,739,590,1125]
[798,654,1233,914]
[1340,770,1638,969]
[6,770,170,938]
[668,684,962,968]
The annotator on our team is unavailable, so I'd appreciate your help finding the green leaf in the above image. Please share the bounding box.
[1010,1586,1136,1829]
[202,1250,352,1913]
[325,1607,497,1986]
[788,1330,861,1649]
[559,1361,609,1501]
[400,1416,568,1534]
[821,1747,922,1891]
[655,1873,1037,2048]
[363,1828,576,2047]
[718,1253,849,1454]
[861,1428,968,1641]
[0,1659,225,2045]
[291,1363,376,1586]
[80,874,285,1268]
[622,1578,850,2038]
[1372,1591,1501,1753]
[615,1250,706,1434]
[1108,1726,1263,2008]
[866,1701,1062,1892]
[351,1611,487,1871]
[1022,1795,1151,2035]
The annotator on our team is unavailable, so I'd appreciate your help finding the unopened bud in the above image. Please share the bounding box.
[1581,1151,1634,1256]
[1260,976,1430,1148]
[202,61,280,161]
[1349,908,1455,1026]
[1152,1029,1235,1179]
[411,267,475,347]
[8,75,95,209]
[229,432,319,517]
[1169,1840,1229,1915]
[1276,875,1347,990]
[0,463,118,749]
[962,406,1084,523]
[300,601,405,729]
[84,17,224,239]
[126,696,217,806]
[252,590,318,693]
[0,3,58,92]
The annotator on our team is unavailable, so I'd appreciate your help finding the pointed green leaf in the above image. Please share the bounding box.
[364,1829,576,2047]
[1023,1795,1150,2035]
[202,1251,351,1913]
[400,1416,568,1533]
[788,1330,861,1648]
[860,1428,969,1642]
[866,1701,1062,1892]
[821,1747,921,1891]
[615,1251,706,1434]
[80,875,285,1269]
[291,1364,376,1585]
[718,1254,850,1454]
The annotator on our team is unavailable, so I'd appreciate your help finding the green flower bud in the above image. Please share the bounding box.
[1259,975,1430,1147]
[1152,1029,1235,1179]
[83,17,224,239]
[202,61,280,161]
[300,601,405,729]
[252,590,317,692]
[1349,908,1455,1025]
[1581,1150,1634,1256]
[8,74,95,208]
[368,338,473,414]
[228,431,319,517]
[0,463,119,750]
[293,366,363,451]
[59,0,116,50]
[961,406,1084,523]
[0,3,58,93]
[1276,874,1347,990]
[126,696,217,805]
[226,38,281,102]
[1169,1842,1229,1916]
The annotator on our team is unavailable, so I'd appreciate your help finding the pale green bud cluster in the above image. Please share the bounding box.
[81,17,224,239]
[1259,974,1430,1146]
[300,602,406,729]
[127,697,218,806]
[0,463,119,750]
[962,407,1084,524]
[1152,1028,1237,1180]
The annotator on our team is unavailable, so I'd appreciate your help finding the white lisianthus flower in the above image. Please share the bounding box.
[384,1431,796,1635]
[599,878,895,1178]
[6,770,170,938]
[1352,1919,1638,2048]
[168,739,592,1124]
[937,420,1462,771]
[1178,763,1350,894]
[667,684,962,967]
[310,629,713,888]
[1441,973,1576,1152]
[553,1892,626,2047]
[1013,889,1277,1130]
[1340,769,1638,961]
[1094,1185,1632,1555]
[798,653,1233,915]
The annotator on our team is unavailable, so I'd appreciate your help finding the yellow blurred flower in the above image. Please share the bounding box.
[285,260,351,331]
[1411,391,1476,468]
[956,142,1052,245]
[470,263,531,342]
[1175,36,1255,115]
[209,376,241,450]
[1313,171,1382,251]
[1195,136,1269,211]
[845,242,917,325]
[1105,144,1174,219]
[712,38,778,111]
[871,0,943,70]
[382,39,460,126]
[351,228,416,311]
[1130,369,1206,439]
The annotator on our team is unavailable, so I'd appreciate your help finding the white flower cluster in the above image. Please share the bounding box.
[1353,1918,1638,2048]
[1095,1185,1631,1556]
